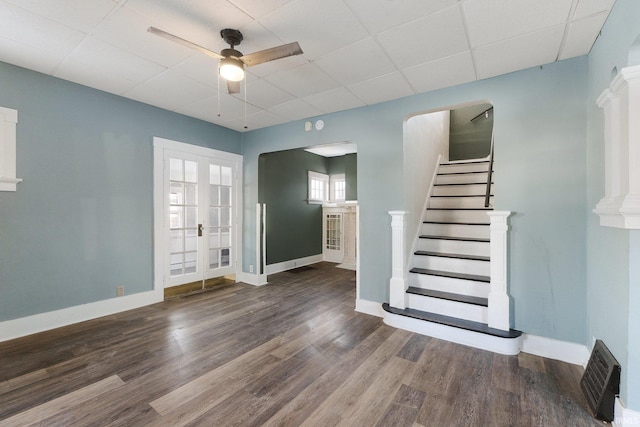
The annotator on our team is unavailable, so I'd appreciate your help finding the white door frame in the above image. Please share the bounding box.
[153,137,243,292]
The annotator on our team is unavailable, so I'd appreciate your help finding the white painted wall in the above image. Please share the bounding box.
[403,110,449,266]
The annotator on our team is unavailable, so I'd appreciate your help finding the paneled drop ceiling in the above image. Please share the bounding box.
[0,0,615,131]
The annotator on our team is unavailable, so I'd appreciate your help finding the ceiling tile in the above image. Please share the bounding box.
[344,0,459,33]
[0,36,62,74]
[264,62,340,98]
[230,78,294,109]
[54,58,142,95]
[267,99,323,121]
[245,109,289,128]
[474,25,565,80]
[463,0,573,48]
[174,95,222,123]
[303,87,365,113]
[258,0,369,59]
[93,7,195,68]
[228,0,294,20]
[402,51,476,94]
[58,36,166,84]
[0,2,85,57]
[314,37,396,85]
[347,71,415,105]
[573,0,616,20]
[4,0,118,33]
[559,11,609,60]
[376,5,469,69]
[124,70,216,111]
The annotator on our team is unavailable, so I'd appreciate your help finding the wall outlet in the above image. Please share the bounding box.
[116,286,124,297]
[249,265,254,273]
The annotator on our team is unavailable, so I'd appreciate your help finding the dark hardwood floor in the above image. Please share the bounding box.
[0,262,602,426]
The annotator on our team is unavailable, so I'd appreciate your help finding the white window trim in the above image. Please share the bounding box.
[330,173,346,202]
[308,171,329,204]
[0,106,21,191]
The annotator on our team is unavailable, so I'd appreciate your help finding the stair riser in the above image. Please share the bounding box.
[421,223,490,239]
[429,196,492,209]
[417,238,489,257]
[407,294,487,323]
[412,256,490,276]
[433,184,490,197]
[438,163,490,174]
[410,273,489,298]
[426,209,490,223]
[436,173,492,185]
[382,312,521,355]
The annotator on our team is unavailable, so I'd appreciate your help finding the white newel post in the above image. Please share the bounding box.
[487,211,511,331]
[389,211,408,309]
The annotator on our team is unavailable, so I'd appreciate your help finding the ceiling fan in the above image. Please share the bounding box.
[148,26,303,94]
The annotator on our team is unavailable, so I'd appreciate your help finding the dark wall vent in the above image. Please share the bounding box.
[580,339,621,422]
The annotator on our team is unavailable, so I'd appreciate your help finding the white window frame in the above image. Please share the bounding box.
[308,171,329,204]
[0,106,21,191]
[330,173,346,202]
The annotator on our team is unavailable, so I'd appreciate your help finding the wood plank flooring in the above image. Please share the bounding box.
[0,262,603,426]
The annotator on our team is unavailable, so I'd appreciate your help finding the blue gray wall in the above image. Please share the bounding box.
[0,61,240,322]
[242,56,589,346]
[585,0,640,411]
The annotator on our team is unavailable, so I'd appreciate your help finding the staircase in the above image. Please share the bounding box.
[383,159,522,355]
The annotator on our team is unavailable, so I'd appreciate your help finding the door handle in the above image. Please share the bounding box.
[198,224,203,237]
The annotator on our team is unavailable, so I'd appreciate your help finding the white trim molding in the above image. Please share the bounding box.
[520,334,590,366]
[389,211,408,309]
[614,398,640,427]
[594,64,640,228]
[487,211,511,331]
[0,290,162,343]
[0,106,21,191]
[355,298,385,317]
[236,272,268,286]
[264,254,323,275]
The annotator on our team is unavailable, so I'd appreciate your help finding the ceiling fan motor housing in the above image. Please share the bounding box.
[220,28,243,47]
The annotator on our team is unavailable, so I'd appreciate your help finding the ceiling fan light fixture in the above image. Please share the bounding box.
[219,57,245,82]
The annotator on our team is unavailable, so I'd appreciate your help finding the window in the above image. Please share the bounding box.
[308,171,328,204]
[330,174,346,202]
[0,106,20,191]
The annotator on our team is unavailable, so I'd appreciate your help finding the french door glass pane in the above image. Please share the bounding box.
[169,157,198,277]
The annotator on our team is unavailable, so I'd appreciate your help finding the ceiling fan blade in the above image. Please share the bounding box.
[227,80,240,94]
[147,27,223,60]
[240,42,303,67]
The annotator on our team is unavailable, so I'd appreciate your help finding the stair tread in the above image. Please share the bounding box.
[424,221,490,225]
[431,195,493,198]
[407,287,488,306]
[419,235,490,243]
[440,160,490,165]
[410,267,490,283]
[427,207,493,211]
[437,170,492,176]
[382,303,522,339]
[434,182,493,186]
[414,250,490,262]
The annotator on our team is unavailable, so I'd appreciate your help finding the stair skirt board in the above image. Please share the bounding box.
[410,272,490,298]
[406,293,487,323]
[382,304,521,355]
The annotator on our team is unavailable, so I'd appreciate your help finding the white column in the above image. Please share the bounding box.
[487,211,511,331]
[389,211,408,309]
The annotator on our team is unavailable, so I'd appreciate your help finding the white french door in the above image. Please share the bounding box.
[154,138,242,289]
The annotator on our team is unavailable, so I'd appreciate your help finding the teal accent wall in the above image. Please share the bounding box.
[0,61,240,322]
[258,149,327,264]
[242,56,590,347]
[328,153,358,200]
[585,0,640,410]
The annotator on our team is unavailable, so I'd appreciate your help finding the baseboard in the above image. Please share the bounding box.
[614,398,640,427]
[264,254,323,275]
[0,289,163,343]
[520,334,590,366]
[236,272,268,286]
[355,298,385,317]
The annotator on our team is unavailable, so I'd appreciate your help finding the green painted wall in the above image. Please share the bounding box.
[327,153,358,201]
[259,149,328,265]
